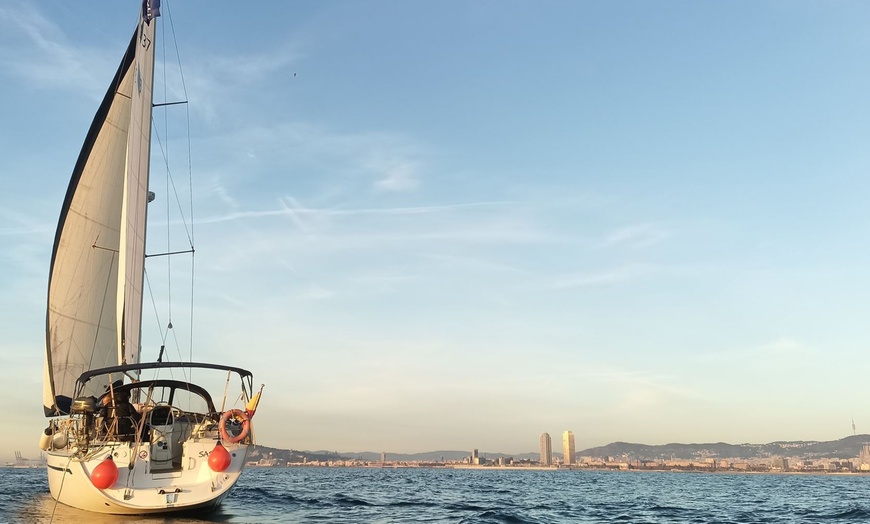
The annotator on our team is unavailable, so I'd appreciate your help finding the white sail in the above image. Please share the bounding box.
[43,17,156,416]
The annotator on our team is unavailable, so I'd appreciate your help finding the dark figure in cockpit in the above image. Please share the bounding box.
[102,389,142,441]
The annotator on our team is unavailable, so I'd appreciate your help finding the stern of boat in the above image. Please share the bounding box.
[47,439,250,515]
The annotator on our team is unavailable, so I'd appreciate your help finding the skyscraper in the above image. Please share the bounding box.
[540,433,553,466]
[562,431,575,465]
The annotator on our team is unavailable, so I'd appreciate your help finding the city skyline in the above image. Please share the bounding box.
[3,430,870,465]
[3,1,870,457]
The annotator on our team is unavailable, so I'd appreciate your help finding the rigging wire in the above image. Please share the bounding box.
[149,127,194,245]
[163,0,197,365]
[144,0,197,383]
[160,1,172,349]
[143,269,168,346]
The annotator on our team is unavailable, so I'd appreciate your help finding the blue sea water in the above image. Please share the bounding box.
[3,467,870,523]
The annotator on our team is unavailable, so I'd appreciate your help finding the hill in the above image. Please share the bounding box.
[578,434,870,460]
[250,435,870,464]
[248,447,536,463]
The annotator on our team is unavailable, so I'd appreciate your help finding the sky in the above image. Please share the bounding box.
[3,0,870,461]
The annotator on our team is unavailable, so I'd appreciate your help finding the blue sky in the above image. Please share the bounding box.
[3,0,870,460]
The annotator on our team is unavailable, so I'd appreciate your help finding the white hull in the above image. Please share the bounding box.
[46,440,249,515]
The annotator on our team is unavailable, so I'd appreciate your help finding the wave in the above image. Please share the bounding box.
[8,466,870,523]
[817,506,870,520]
[459,509,540,524]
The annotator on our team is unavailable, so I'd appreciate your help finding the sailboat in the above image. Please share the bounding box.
[40,1,262,514]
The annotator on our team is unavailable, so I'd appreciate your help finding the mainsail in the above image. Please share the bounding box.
[43,15,156,416]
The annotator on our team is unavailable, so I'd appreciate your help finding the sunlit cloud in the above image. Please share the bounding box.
[760,337,806,356]
[702,336,814,363]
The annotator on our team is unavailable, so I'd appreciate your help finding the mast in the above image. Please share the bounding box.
[119,6,158,368]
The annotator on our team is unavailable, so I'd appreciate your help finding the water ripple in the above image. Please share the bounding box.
[5,467,870,523]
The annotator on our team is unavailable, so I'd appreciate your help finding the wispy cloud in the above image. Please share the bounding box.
[278,196,314,235]
[0,3,112,95]
[568,366,696,413]
[196,200,511,225]
[420,253,525,276]
[602,222,671,250]
[543,264,655,290]
[181,44,304,122]
[367,156,420,192]
[195,121,433,201]
[0,206,52,237]
[297,284,335,301]
[206,46,303,86]
[208,177,241,210]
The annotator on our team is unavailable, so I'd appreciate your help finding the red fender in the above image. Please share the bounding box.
[208,441,232,472]
[91,455,118,489]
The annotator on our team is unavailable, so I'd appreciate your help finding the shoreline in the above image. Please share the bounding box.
[253,463,869,476]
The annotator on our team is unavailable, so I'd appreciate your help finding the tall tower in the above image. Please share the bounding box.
[562,431,575,465]
[540,433,553,465]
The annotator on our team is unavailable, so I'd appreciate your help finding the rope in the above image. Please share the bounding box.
[48,454,74,524]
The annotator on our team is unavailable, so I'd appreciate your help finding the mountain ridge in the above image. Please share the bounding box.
[249,435,870,463]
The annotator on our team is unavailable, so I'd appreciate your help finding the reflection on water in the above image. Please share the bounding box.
[8,488,234,524]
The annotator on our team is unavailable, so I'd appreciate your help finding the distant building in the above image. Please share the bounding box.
[771,457,789,471]
[381,451,386,463]
[563,431,575,465]
[471,448,480,465]
[540,433,553,465]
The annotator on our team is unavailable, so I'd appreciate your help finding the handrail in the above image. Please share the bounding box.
[76,361,253,386]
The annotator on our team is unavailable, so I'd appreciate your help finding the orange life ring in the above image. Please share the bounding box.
[219,409,250,444]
